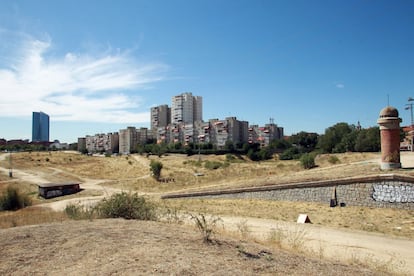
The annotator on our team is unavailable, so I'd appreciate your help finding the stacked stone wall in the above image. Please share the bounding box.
[162,175,414,210]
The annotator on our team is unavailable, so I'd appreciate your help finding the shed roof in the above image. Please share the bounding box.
[38,182,80,188]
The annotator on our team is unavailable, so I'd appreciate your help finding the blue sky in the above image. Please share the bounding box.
[0,0,413,143]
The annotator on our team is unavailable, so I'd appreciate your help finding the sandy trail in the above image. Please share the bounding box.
[218,215,413,273]
[0,154,122,211]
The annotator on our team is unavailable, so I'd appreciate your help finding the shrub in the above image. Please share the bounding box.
[300,153,316,169]
[225,154,236,162]
[328,155,340,164]
[204,160,223,170]
[95,192,157,221]
[150,160,163,180]
[0,186,32,211]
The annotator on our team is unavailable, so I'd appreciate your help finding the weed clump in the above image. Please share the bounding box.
[204,160,229,170]
[190,213,222,243]
[0,186,32,211]
[328,155,340,164]
[64,203,95,220]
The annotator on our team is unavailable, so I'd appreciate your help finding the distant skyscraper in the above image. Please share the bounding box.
[32,112,50,142]
[171,92,203,125]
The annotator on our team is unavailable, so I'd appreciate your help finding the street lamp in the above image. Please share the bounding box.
[405,97,414,151]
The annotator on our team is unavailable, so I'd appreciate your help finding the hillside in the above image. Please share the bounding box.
[0,219,377,275]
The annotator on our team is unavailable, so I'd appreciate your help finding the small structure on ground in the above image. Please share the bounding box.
[377,106,402,170]
[38,182,81,199]
[297,214,311,224]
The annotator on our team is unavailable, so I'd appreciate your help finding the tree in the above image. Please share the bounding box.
[247,148,260,161]
[224,141,235,152]
[355,127,380,152]
[149,160,163,181]
[268,139,291,152]
[288,132,318,153]
[279,147,300,160]
[317,123,355,153]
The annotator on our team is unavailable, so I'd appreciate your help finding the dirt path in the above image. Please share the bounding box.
[218,215,413,274]
[0,154,122,211]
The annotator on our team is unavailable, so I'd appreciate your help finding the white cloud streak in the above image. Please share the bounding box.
[0,32,168,123]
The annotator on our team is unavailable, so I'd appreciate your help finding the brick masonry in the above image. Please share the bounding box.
[162,174,414,210]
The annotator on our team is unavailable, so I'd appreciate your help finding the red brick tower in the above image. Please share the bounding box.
[377,106,402,170]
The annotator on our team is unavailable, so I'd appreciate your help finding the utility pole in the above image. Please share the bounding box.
[9,151,13,178]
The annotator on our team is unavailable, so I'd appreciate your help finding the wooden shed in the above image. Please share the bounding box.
[38,182,81,199]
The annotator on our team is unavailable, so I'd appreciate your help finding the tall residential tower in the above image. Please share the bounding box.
[151,105,171,130]
[171,92,202,125]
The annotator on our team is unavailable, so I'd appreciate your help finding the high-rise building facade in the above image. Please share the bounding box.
[119,127,137,154]
[193,95,203,122]
[171,92,202,125]
[151,105,171,130]
[32,111,50,142]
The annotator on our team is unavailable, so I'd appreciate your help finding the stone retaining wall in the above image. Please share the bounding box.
[162,174,414,210]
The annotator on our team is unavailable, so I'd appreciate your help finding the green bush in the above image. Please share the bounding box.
[95,192,157,220]
[204,160,223,170]
[150,160,163,180]
[0,186,32,211]
[328,155,340,164]
[300,153,316,169]
[225,154,236,162]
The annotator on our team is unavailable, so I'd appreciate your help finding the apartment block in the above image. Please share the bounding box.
[77,137,86,152]
[194,121,211,144]
[151,105,171,130]
[209,119,229,148]
[119,127,138,154]
[226,117,249,145]
[248,123,284,147]
[78,92,284,153]
[137,127,151,144]
[171,92,202,125]
[85,133,119,154]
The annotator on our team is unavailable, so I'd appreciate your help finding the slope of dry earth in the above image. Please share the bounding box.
[0,219,378,275]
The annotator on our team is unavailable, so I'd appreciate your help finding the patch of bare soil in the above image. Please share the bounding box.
[0,219,376,276]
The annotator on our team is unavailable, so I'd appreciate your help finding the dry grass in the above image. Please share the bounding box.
[1,151,414,239]
[1,151,389,194]
[0,206,68,228]
[162,198,414,239]
[0,219,377,275]
[1,151,148,181]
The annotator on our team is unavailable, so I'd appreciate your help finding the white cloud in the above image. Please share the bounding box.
[0,32,168,124]
[336,83,345,89]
